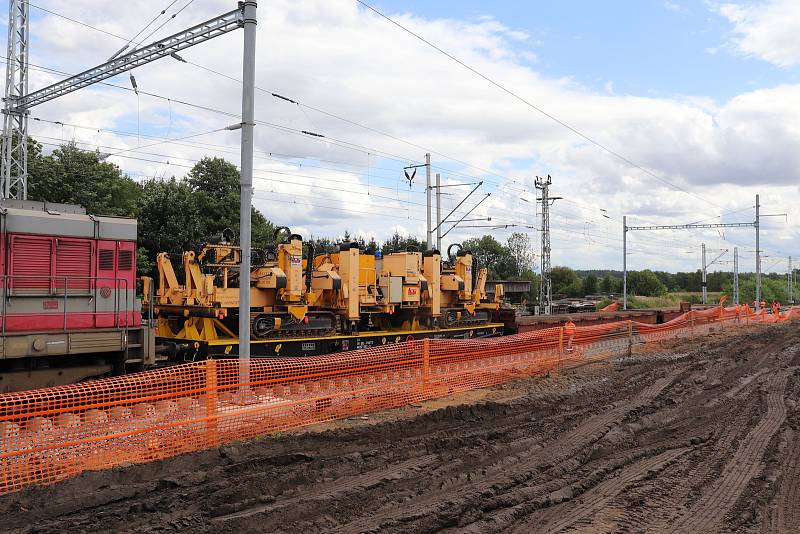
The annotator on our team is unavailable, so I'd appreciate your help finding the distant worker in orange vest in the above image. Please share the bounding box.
[564,318,577,352]
[761,299,767,311]
[772,301,781,315]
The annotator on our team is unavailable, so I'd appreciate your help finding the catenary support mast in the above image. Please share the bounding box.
[238,1,257,388]
[1,0,29,199]
[535,175,557,315]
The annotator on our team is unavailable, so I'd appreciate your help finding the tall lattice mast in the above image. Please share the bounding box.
[1,0,30,199]
[536,175,552,315]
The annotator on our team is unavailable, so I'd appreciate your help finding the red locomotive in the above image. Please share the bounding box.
[0,200,154,391]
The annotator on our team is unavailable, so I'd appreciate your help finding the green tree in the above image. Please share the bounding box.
[185,157,275,246]
[28,141,140,217]
[724,276,787,306]
[309,235,336,254]
[563,279,584,298]
[461,235,517,279]
[364,237,379,254]
[506,232,535,277]
[599,274,621,294]
[381,232,424,254]
[627,269,667,296]
[136,177,201,277]
[581,274,598,296]
[551,266,579,296]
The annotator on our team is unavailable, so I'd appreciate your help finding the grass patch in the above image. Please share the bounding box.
[624,292,723,309]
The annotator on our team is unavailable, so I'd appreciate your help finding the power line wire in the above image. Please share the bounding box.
[135,0,197,48]
[355,0,724,210]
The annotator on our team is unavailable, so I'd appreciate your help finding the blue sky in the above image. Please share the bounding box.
[371,0,796,99]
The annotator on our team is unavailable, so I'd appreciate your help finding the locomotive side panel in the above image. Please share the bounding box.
[0,201,150,391]
[0,204,140,333]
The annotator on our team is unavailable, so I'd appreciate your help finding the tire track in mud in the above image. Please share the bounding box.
[514,447,691,534]
[761,367,800,534]
[668,371,789,533]
[610,398,759,533]
[610,335,796,533]
[525,330,792,534]
[211,454,439,522]
[762,429,800,533]
[211,364,677,532]
[328,368,684,533]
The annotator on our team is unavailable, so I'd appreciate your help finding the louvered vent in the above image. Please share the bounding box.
[56,240,91,290]
[99,249,115,271]
[118,250,133,271]
[11,236,52,290]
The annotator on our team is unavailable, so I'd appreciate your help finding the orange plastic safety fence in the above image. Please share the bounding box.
[0,306,796,494]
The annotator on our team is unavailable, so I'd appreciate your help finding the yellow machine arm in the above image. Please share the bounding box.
[472,267,489,304]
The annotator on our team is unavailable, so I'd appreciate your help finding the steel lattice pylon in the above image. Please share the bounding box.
[536,175,552,315]
[1,0,29,200]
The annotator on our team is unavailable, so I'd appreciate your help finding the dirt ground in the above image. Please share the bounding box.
[2,323,800,533]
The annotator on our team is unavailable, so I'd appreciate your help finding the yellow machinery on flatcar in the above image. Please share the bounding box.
[144,229,504,358]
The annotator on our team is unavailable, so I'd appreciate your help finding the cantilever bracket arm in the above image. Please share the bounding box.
[10,6,245,111]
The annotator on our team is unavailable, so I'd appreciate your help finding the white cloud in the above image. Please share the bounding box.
[716,0,800,67]
[16,0,800,271]
[663,1,687,14]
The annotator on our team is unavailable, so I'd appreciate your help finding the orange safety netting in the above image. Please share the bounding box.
[0,306,797,495]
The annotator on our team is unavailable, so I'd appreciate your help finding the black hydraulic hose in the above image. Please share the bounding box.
[273,226,292,244]
[305,241,314,293]
[447,243,462,262]
[472,255,478,291]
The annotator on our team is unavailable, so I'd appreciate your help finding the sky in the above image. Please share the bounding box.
[6,0,800,275]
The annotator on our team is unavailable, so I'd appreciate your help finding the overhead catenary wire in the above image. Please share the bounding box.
[29,130,429,200]
[33,138,783,264]
[27,2,130,42]
[107,0,182,60]
[29,116,408,176]
[128,0,182,44]
[134,0,197,49]
[355,0,725,210]
[32,138,495,218]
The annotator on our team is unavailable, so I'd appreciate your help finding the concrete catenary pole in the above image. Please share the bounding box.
[701,243,707,305]
[733,247,739,305]
[789,256,793,304]
[425,153,432,250]
[623,216,627,310]
[238,0,257,389]
[755,194,761,310]
[435,172,442,251]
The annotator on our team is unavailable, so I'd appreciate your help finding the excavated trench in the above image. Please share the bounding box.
[1,323,799,533]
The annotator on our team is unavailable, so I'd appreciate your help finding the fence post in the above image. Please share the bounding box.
[558,327,564,372]
[690,313,695,340]
[627,320,633,357]
[422,337,430,389]
[205,359,219,444]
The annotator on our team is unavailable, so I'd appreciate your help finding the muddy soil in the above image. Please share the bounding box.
[2,323,800,533]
